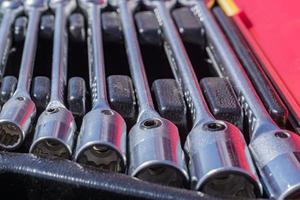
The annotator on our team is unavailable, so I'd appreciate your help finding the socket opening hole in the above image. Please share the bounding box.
[141,119,162,129]
[205,122,226,131]
[16,96,25,101]
[47,107,58,114]
[93,145,109,153]
[275,132,290,139]
[101,110,114,116]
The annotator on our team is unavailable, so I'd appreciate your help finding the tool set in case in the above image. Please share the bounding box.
[0,0,299,199]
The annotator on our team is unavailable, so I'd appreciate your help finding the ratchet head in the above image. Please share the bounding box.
[185,120,262,198]
[24,0,48,11]
[0,95,36,150]
[129,117,188,188]
[74,108,126,172]
[30,106,76,159]
[142,0,176,9]
[250,129,300,199]
[1,0,23,12]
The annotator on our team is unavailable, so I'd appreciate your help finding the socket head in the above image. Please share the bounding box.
[250,130,300,199]
[1,0,23,12]
[142,0,176,9]
[24,0,48,11]
[129,117,188,188]
[78,0,107,10]
[0,96,36,150]
[185,121,262,198]
[74,108,126,172]
[30,106,76,159]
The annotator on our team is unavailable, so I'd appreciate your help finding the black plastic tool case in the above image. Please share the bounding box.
[0,2,285,200]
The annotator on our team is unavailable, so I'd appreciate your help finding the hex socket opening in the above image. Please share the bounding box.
[200,172,259,198]
[0,122,22,149]
[76,144,124,172]
[141,119,162,129]
[31,139,70,159]
[135,163,187,188]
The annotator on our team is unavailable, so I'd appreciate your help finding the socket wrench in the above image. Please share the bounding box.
[30,0,77,159]
[143,0,262,197]
[0,0,23,78]
[0,0,48,150]
[181,0,300,199]
[110,0,188,187]
[74,0,127,173]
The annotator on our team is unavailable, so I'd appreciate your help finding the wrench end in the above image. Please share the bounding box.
[129,118,189,188]
[30,138,71,159]
[75,144,125,172]
[30,106,76,159]
[0,121,23,150]
[185,121,262,197]
[74,108,127,173]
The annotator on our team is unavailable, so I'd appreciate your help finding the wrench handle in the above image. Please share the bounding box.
[0,11,16,79]
[50,5,68,104]
[16,9,41,94]
[86,4,109,109]
[118,0,155,113]
[193,1,277,137]
[154,1,213,124]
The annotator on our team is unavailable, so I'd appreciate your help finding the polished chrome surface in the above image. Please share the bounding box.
[0,0,23,78]
[74,0,127,173]
[0,0,48,150]
[144,0,262,197]
[111,0,188,187]
[180,0,300,199]
[30,0,77,159]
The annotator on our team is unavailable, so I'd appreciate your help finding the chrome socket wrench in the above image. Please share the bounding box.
[30,0,77,159]
[0,0,48,150]
[110,0,188,187]
[0,0,23,79]
[143,0,262,197]
[181,0,300,199]
[74,0,127,173]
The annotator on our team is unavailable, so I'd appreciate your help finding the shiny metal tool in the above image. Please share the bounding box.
[0,0,48,150]
[143,0,262,197]
[30,0,77,159]
[110,0,189,187]
[181,0,300,199]
[74,0,127,173]
[0,0,23,79]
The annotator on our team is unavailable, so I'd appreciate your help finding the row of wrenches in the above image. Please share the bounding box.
[0,0,300,199]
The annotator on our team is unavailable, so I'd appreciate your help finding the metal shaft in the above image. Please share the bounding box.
[0,0,23,79]
[189,0,300,199]
[74,0,127,173]
[0,0,47,150]
[118,0,156,117]
[16,8,42,94]
[192,1,277,139]
[86,1,108,109]
[114,0,188,188]
[30,0,77,159]
[153,1,213,124]
[145,0,261,197]
[49,3,69,104]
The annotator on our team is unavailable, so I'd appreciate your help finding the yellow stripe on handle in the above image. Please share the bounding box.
[217,0,240,16]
